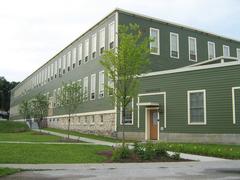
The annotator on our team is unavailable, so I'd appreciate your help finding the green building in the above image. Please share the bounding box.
[10,9,240,144]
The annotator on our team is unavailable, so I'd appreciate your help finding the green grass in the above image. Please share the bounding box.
[0,167,20,177]
[0,121,29,133]
[157,142,240,159]
[0,131,63,142]
[45,127,123,143]
[0,143,111,163]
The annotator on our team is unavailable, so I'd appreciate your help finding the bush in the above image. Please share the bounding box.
[133,142,145,159]
[143,141,156,160]
[171,152,180,160]
[155,143,168,157]
[112,146,132,161]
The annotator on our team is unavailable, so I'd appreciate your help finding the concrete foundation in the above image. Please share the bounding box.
[159,133,240,145]
[117,132,145,141]
[47,113,116,137]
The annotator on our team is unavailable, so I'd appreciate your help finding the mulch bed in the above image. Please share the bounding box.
[97,150,192,163]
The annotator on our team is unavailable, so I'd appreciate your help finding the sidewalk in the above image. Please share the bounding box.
[34,129,227,162]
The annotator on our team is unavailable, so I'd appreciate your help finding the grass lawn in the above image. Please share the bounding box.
[158,142,240,159]
[0,121,29,133]
[0,143,111,164]
[0,167,20,177]
[45,127,123,143]
[0,131,63,142]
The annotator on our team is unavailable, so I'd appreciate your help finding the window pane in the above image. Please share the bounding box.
[189,91,205,123]
[170,33,179,58]
[150,28,159,54]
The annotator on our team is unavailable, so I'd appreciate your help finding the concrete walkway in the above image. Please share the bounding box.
[34,129,227,162]
[1,161,239,180]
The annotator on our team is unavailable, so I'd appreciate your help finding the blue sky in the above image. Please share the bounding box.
[0,0,239,82]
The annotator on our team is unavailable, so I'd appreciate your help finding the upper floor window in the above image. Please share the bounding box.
[237,48,240,59]
[208,41,215,59]
[108,22,115,49]
[99,28,105,55]
[188,37,197,62]
[99,71,104,98]
[83,76,88,101]
[78,43,82,65]
[188,90,206,125]
[51,63,54,80]
[72,47,77,69]
[84,39,89,63]
[54,60,58,78]
[92,34,97,59]
[62,55,66,74]
[90,74,96,100]
[150,28,160,55]
[223,45,230,57]
[67,51,71,72]
[170,32,179,59]
[58,58,62,77]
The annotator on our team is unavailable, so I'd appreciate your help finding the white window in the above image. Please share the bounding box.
[120,98,134,125]
[188,90,206,125]
[99,71,104,98]
[188,37,197,62]
[62,55,66,74]
[84,39,89,62]
[58,58,62,76]
[90,74,96,100]
[237,48,240,59]
[72,47,77,68]
[67,51,71,72]
[170,32,179,58]
[92,34,97,59]
[150,28,160,55]
[223,45,230,57]
[78,43,82,65]
[54,60,58,78]
[44,68,47,83]
[108,22,115,49]
[51,63,54,80]
[208,41,216,59]
[83,76,88,101]
[99,28,105,54]
[108,74,114,96]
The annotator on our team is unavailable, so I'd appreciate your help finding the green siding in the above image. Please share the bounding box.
[117,64,240,134]
[119,12,240,72]
[235,89,240,125]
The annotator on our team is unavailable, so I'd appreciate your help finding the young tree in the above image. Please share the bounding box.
[57,82,83,139]
[100,23,150,146]
[31,93,49,128]
[19,100,32,120]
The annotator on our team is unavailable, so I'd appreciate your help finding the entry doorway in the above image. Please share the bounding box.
[145,107,159,140]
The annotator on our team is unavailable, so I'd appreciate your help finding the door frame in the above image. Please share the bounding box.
[145,107,159,140]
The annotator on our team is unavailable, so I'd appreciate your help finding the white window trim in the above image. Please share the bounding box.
[150,27,160,55]
[237,48,240,59]
[232,87,240,124]
[91,33,97,59]
[223,45,230,57]
[84,39,89,63]
[99,28,105,54]
[90,74,96,100]
[98,70,104,98]
[208,41,216,59]
[108,21,115,49]
[120,98,134,125]
[170,32,179,59]
[187,89,207,125]
[78,43,83,63]
[188,37,197,62]
[83,76,88,101]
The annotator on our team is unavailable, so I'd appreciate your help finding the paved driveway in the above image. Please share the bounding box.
[1,160,240,180]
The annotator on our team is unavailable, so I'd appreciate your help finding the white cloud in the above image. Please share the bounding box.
[0,0,239,82]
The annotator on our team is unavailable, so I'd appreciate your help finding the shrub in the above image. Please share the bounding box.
[143,141,155,160]
[133,142,145,159]
[112,146,132,161]
[171,152,180,160]
[155,143,169,157]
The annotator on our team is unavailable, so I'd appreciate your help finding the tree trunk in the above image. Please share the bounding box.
[122,107,126,147]
[67,113,71,139]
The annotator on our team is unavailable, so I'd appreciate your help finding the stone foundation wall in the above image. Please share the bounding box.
[159,133,240,145]
[47,113,116,137]
[117,132,145,141]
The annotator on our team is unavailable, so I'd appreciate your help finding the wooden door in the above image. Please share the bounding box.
[150,110,158,140]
